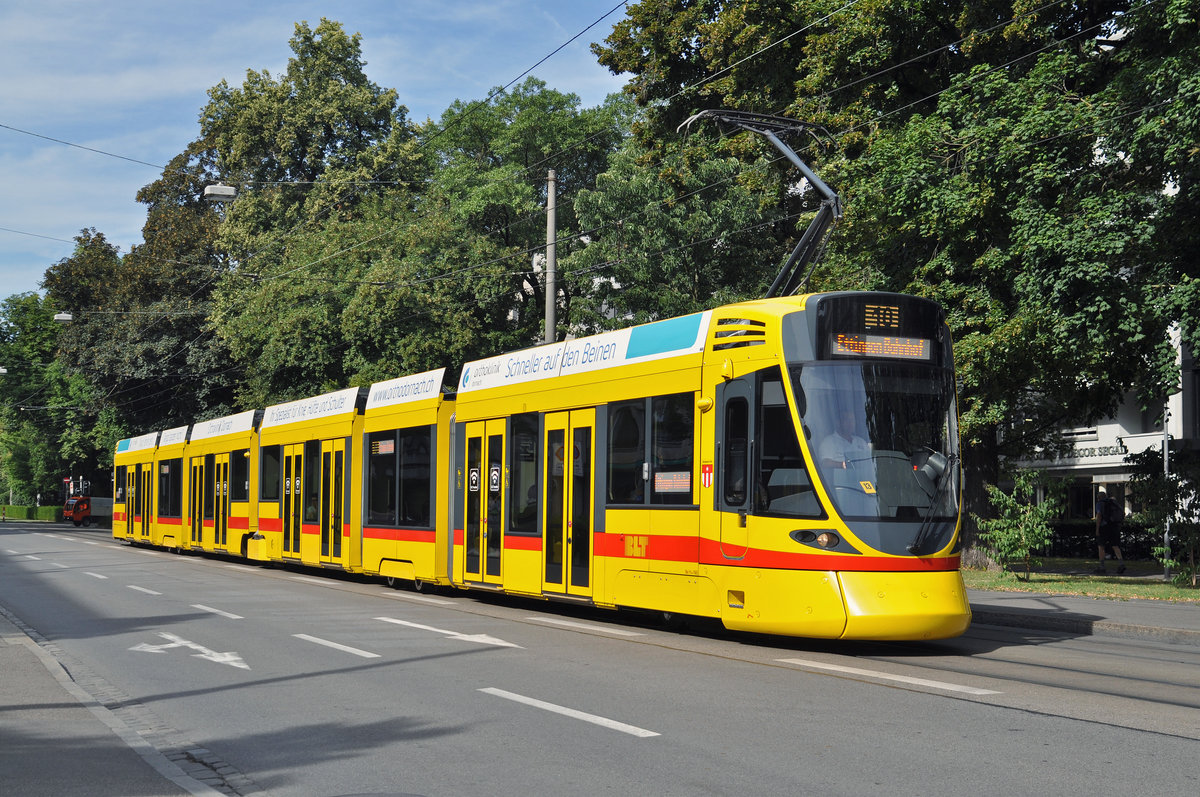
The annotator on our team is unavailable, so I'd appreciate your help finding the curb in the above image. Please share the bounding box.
[971,607,1200,647]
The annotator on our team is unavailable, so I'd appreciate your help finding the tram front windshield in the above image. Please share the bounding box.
[792,362,959,522]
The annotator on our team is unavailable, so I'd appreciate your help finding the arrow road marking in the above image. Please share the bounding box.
[129,631,249,670]
[376,617,523,648]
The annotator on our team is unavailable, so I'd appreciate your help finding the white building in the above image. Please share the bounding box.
[1012,333,1195,521]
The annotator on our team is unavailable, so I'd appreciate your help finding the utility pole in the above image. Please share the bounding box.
[1163,402,1171,581]
[545,169,556,344]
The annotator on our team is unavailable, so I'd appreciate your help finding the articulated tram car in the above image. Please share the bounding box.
[113,292,971,640]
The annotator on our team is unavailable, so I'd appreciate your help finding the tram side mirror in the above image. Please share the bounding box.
[914,451,948,498]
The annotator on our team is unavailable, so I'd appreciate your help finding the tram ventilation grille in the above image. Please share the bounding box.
[711,318,766,350]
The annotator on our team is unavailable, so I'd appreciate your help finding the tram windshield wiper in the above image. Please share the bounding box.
[907,452,958,555]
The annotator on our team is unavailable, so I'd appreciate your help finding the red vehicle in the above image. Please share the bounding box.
[63,495,94,526]
[61,476,111,527]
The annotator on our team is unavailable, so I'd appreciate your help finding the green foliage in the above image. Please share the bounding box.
[567,136,779,329]
[974,471,1060,581]
[11,7,1200,518]
[1126,444,1200,588]
[0,292,83,501]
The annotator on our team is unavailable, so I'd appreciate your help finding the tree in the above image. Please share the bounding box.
[341,79,635,387]
[413,80,633,348]
[202,18,413,264]
[566,134,780,330]
[974,471,1060,581]
[197,18,419,404]
[1126,445,1200,587]
[0,291,108,503]
[592,1,1199,538]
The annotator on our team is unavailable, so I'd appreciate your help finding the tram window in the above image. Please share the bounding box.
[157,458,183,518]
[366,427,433,528]
[607,400,645,504]
[723,398,749,507]
[398,427,432,527]
[606,393,695,506]
[367,431,398,526]
[651,393,694,505]
[231,449,250,501]
[304,440,320,522]
[203,453,215,519]
[114,465,126,501]
[757,368,820,517]
[509,413,538,535]
[260,445,281,501]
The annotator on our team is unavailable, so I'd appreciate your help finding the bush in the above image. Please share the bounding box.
[974,472,1060,581]
[0,505,64,521]
[35,506,62,522]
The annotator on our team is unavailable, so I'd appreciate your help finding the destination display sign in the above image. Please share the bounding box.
[830,332,932,361]
[815,295,945,365]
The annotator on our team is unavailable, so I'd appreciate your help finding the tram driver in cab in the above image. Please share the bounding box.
[819,408,870,471]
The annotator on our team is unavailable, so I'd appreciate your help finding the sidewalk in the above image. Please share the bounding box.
[0,609,218,797]
[968,588,1200,646]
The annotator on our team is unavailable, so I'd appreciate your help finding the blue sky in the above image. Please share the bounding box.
[0,0,629,302]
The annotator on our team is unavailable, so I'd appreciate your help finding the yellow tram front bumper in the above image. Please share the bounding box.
[838,569,972,641]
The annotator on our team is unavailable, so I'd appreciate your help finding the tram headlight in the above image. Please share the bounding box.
[789,529,854,553]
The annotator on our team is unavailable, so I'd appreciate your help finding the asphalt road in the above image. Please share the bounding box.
[3,523,1199,796]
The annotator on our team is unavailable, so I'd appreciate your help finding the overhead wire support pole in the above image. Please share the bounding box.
[678,110,842,298]
[545,169,557,344]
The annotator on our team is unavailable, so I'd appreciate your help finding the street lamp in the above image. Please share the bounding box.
[53,312,72,323]
[203,183,237,203]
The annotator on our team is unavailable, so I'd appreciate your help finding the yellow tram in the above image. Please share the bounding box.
[113,291,970,641]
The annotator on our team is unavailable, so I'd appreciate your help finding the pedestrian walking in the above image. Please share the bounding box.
[1094,489,1126,574]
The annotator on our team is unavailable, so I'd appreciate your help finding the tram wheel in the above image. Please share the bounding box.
[660,611,687,631]
[385,576,399,589]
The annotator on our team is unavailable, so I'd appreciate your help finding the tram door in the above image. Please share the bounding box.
[137,463,152,540]
[464,420,505,585]
[281,443,305,559]
[124,469,135,538]
[543,409,595,597]
[717,378,753,558]
[212,454,230,549]
[319,439,346,566]
[189,457,205,546]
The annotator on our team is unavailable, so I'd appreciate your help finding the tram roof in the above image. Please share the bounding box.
[457,310,713,394]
